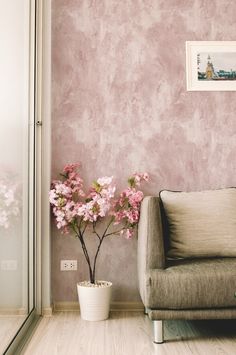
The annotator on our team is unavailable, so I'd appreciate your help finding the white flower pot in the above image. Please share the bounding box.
[77,281,112,321]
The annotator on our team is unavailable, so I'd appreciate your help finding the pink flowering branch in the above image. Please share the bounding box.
[49,163,149,284]
[0,179,20,229]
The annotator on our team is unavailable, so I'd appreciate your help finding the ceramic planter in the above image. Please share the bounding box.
[77,281,112,321]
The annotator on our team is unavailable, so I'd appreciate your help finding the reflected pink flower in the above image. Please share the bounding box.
[0,180,20,229]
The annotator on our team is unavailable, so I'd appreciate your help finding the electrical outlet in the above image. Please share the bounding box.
[60,260,77,271]
[1,260,18,271]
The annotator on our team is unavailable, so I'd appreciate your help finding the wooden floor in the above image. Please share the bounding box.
[22,312,236,355]
[0,316,26,354]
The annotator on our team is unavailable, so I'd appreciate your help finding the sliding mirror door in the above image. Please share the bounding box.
[0,0,36,353]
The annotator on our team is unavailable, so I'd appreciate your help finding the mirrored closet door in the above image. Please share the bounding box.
[0,0,36,353]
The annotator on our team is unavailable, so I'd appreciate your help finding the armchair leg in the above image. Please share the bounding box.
[153,320,164,344]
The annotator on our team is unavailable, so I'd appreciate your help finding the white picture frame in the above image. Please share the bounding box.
[186,41,236,91]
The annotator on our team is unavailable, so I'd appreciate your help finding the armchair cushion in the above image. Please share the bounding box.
[146,258,236,309]
[160,188,236,259]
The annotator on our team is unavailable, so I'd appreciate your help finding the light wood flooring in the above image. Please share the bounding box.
[22,311,236,355]
[0,316,26,354]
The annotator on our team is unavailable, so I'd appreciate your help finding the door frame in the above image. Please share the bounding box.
[4,0,51,353]
[35,0,52,318]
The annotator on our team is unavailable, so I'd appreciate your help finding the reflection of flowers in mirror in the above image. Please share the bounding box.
[0,181,20,228]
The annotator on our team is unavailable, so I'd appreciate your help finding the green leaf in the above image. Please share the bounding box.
[92,181,102,193]
[128,177,135,188]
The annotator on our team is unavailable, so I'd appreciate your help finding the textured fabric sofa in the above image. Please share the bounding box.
[137,196,236,343]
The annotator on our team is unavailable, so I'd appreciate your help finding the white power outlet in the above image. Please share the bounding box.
[60,260,77,271]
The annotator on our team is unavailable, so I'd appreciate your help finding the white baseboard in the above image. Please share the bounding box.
[0,307,54,317]
[42,306,53,316]
[110,302,144,311]
[0,308,27,316]
[53,301,144,312]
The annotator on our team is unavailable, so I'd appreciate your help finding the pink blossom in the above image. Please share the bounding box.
[49,164,149,237]
[90,176,116,199]
[120,228,134,239]
[63,162,81,175]
[54,182,71,196]
[97,176,113,186]
[128,172,149,187]
[59,163,85,197]
[0,211,8,229]
[0,180,20,229]
[49,189,58,205]
[125,209,139,224]
[112,181,147,227]
[77,196,111,222]
[4,189,14,206]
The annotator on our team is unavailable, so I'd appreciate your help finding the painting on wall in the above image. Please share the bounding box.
[186,41,236,91]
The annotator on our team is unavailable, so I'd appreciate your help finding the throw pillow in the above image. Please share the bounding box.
[160,188,236,258]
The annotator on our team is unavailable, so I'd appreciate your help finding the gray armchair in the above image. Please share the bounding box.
[137,196,236,343]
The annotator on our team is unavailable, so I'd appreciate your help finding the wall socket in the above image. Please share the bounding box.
[60,260,77,271]
[1,260,18,271]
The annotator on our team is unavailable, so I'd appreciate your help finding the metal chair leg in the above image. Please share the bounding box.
[153,320,164,344]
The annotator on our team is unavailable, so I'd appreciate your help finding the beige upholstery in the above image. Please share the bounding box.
[137,196,165,303]
[146,258,236,309]
[148,308,236,321]
[137,196,236,325]
[160,188,236,258]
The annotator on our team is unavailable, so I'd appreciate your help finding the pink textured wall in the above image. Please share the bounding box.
[52,0,236,302]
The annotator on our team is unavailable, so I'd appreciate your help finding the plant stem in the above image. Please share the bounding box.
[71,217,129,284]
[79,234,93,282]
[71,222,94,283]
[102,217,114,237]
[91,217,117,282]
[105,228,124,237]
[92,221,101,241]
[81,221,88,236]
[92,236,104,282]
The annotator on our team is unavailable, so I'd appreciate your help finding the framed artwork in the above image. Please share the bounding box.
[186,41,236,91]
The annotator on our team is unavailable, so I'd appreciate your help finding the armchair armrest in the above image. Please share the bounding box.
[138,196,165,305]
